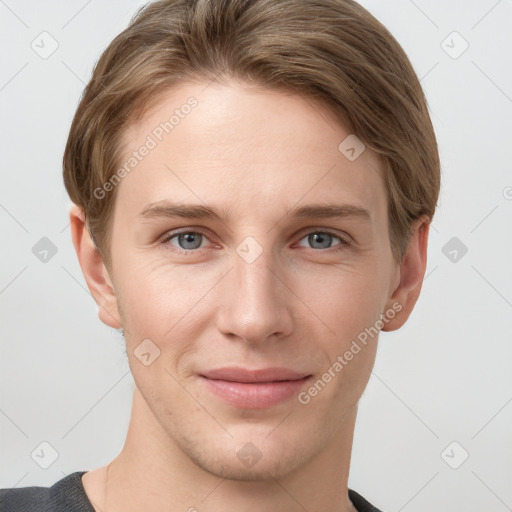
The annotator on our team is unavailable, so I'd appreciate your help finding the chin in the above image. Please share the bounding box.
[182,432,313,482]
[200,453,305,483]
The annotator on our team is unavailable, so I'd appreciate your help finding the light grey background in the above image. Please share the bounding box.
[1,1,511,511]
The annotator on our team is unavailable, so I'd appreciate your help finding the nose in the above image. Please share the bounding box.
[216,245,294,345]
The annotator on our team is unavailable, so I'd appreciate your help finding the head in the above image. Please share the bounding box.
[65,0,439,481]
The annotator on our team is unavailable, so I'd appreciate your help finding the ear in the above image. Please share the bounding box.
[69,204,122,329]
[381,214,430,332]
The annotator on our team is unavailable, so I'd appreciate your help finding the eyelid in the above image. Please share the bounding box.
[160,226,212,242]
[296,227,352,245]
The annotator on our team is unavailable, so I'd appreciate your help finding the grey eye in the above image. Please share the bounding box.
[298,232,344,250]
[169,232,207,250]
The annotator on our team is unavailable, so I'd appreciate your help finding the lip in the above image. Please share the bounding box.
[200,366,310,383]
[199,367,312,409]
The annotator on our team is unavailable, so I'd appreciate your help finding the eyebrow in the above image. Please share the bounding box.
[137,200,371,222]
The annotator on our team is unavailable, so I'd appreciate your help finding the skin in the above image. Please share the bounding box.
[70,79,429,512]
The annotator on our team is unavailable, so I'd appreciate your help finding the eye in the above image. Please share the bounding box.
[297,230,350,250]
[160,228,350,255]
[162,230,210,253]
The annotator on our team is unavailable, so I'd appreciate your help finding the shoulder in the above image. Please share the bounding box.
[348,488,384,512]
[0,484,52,512]
[0,471,94,512]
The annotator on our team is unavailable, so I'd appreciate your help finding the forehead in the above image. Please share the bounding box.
[115,80,386,222]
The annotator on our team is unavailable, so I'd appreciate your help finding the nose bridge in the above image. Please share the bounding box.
[236,241,278,302]
[217,235,292,343]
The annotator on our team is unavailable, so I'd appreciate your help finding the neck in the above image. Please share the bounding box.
[94,387,359,512]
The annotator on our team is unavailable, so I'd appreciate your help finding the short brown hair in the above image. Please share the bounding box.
[63,0,440,269]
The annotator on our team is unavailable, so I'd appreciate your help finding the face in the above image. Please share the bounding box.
[95,80,402,480]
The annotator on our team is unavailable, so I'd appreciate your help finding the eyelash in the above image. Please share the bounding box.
[160,228,351,255]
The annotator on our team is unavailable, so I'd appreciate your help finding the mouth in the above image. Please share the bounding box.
[198,367,312,409]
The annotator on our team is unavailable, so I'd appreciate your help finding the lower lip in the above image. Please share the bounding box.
[199,376,311,409]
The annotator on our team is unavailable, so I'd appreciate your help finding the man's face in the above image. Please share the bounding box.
[106,80,399,480]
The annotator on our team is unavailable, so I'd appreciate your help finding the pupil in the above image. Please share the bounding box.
[180,232,201,249]
[311,233,330,248]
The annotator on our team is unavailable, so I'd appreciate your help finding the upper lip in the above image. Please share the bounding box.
[200,367,311,383]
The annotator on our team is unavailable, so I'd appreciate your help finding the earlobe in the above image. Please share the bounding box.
[69,204,122,330]
[381,215,430,332]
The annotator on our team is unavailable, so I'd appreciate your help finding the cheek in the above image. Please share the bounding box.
[296,284,381,419]
[294,263,385,339]
[115,246,387,358]
[116,262,206,399]
[114,258,220,379]
[296,266,383,389]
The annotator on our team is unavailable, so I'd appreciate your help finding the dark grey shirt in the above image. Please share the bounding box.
[0,471,383,511]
